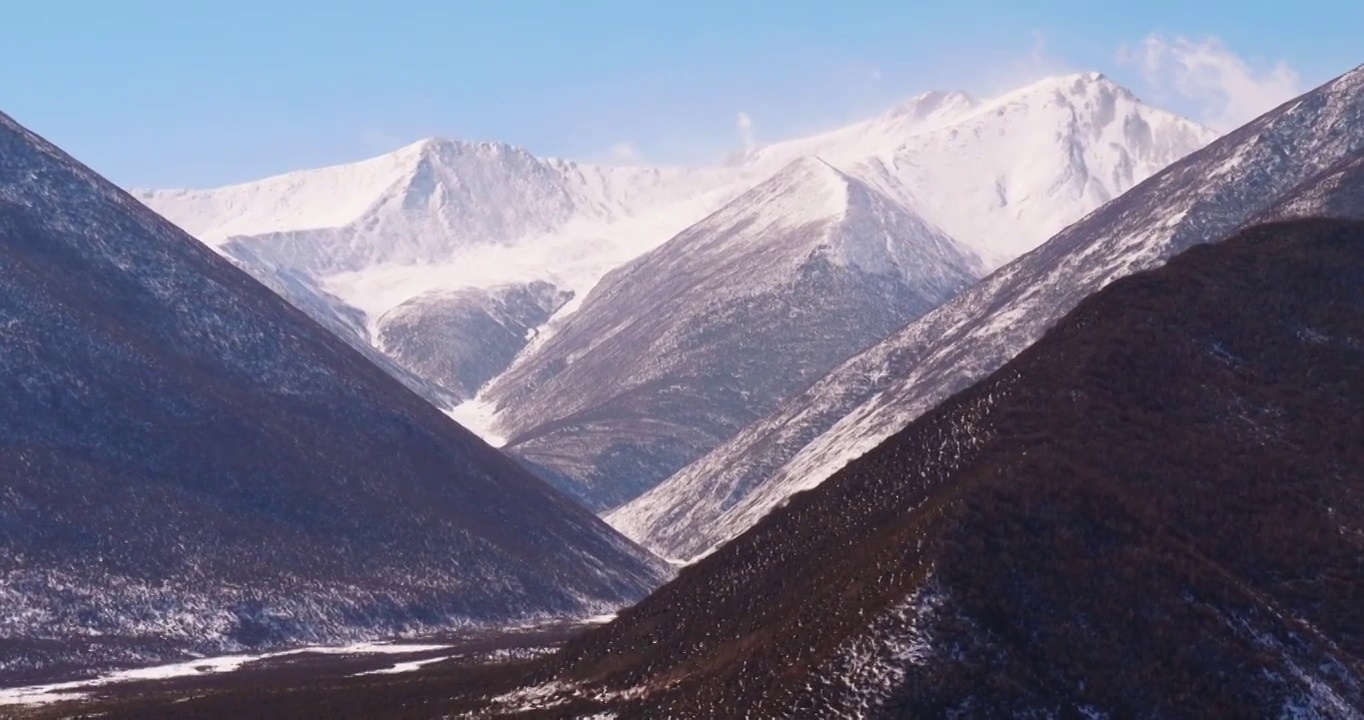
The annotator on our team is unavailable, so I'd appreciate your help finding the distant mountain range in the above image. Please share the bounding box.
[614,63,1364,561]
[137,72,1216,509]
[0,110,665,684]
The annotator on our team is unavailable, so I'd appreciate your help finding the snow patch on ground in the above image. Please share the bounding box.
[447,397,507,446]
[0,641,451,706]
[353,655,454,676]
[820,579,948,719]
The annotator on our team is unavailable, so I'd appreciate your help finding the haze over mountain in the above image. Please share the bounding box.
[137,72,1215,509]
[613,63,1364,561]
[494,216,1364,718]
[0,110,666,683]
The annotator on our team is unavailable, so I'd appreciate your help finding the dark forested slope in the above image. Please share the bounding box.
[529,218,1364,718]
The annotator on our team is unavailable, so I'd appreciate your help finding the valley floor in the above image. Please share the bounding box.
[0,619,603,720]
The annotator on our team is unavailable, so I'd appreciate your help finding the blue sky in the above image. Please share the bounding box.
[2,1,1360,188]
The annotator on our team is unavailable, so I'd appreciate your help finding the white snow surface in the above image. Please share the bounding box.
[0,642,451,706]
[816,580,948,719]
[352,655,454,676]
[135,73,1213,414]
[611,63,1364,563]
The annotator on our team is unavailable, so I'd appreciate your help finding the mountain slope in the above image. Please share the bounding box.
[514,217,1364,718]
[615,63,1364,561]
[1260,149,1364,222]
[479,158,983,509]
[0,110,666,683]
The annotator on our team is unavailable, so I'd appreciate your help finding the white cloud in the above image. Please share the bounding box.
[360,128,404,151]
[736,111,755,153]
[971,30,1075,98]
[605,141,641,165]
[1118,34,1302,131]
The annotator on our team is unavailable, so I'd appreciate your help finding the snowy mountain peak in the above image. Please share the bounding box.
[841,72,1218,263]
[735,155,851,223]
[882,89,978,125]
[727,155,983,279]
[405,135,536,164]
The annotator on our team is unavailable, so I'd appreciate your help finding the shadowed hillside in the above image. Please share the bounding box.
[52,219,1364,720]
[532,217,1364,718]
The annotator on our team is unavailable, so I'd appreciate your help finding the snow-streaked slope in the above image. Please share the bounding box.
[1258,148,1364,222]
[376,280,575,399]
[129,148,426,242]
[481,157,983,510]
[0,108,667,682]
[613,64,1364,562]
[149,139,732,277]
[875,73,1216,264]
[735,90,980,168]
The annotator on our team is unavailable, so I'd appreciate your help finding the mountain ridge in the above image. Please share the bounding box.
[520,216,1364,718]
[614,63,1364,562]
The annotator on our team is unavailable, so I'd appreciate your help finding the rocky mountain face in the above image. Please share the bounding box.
[376,280,574,399]
[0,110,667,684]
[479,158,984,508]
[498,217,1364,718]
[612,63,1364,562]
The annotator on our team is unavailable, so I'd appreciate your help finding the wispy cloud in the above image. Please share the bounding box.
[606,141,641,165]
[1117,34,1303,131]
[969,30,1075,98]
[360,128,405,151]
[736,112,755,153]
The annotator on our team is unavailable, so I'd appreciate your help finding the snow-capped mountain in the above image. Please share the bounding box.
[511,216,1364,718]
[749,73,1216,265]
[135,137,731,268]
[136,139,740,403]
[612,64,1364,562]
[136,73,1214,419]
[0,110,667,683]
[479,157,983,509]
